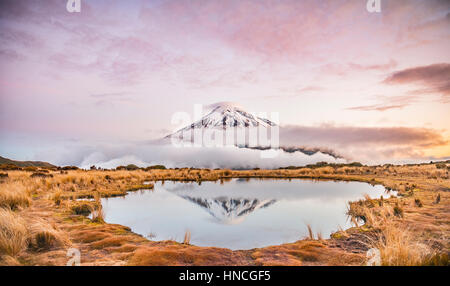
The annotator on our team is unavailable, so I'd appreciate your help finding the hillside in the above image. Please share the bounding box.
[0,156,55,168]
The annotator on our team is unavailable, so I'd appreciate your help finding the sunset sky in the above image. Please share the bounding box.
[0,0,449,165]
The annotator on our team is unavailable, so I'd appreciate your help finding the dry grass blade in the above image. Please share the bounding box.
[91,192,105,223]
[183,230,191,245]
[306,224,314,240]
[317,232,323,241]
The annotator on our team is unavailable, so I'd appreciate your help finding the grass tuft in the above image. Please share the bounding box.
[393,204,404,218]
[414,198,423,208]
[369,223,439,266]
[0,208,28,256]
[91,192,105,223]
[71,202,93,216]
[0,182,31,210]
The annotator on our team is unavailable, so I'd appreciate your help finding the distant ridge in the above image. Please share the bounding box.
[0,156,55,168]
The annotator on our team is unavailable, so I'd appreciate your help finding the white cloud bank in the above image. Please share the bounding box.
[76,144,343,169]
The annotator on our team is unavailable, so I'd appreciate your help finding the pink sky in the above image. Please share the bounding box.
[0,0,449,163]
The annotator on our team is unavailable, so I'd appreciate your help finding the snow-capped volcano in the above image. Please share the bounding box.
[166,103,276,139]
[162,102,342,160]
[180,195,277,224]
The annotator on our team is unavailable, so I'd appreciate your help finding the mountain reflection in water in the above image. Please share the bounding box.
[101,179,392,250]
[180,195,277,224]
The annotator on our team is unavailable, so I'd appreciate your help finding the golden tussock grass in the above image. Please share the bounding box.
[91,192,105,224]
[371,224,433,266]
[73,230,112,243]
[0,208,28,257]
[347,199,448,266]
[90,236,128,249]
[0,181,31,210]
[365,216,448,266]
[128,244,248,266]
[251,240,363,266]
[27,219,70,251]
[0,162,448,266]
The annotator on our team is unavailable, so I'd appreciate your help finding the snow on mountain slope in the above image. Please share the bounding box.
[166,104,276,139]
[162,102,342,160]
[180,195,277,224]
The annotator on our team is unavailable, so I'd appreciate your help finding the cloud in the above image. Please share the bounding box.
[279,124,448,162]
[4,123,446,168]
[346,104,406,112]
[89,92,131,98]
[297,86,323,93]
[280,125,446,148]
[383,63,450,102]
[348,60,397,72]
[205,102,243,110]
[89,91,136,108]
[346,95,417,112]
[34,142,343,170]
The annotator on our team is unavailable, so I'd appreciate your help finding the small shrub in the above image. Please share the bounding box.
[127,164,139,170]
[145,165,166,170]
[393,204,404,218]
[71,202,93,216]
[435,163,446,169]
[60,166,79,171]
[23,166,38,172]
[52,191,62,206]
[116,164,140,171]
[414,199,423,208]
[0,164,21,171]
[0,173,8,179]
[34,232,57,250]
[30,172,53,178]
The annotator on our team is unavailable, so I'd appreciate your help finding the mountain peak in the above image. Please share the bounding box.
[167,103,277,139]
[180,195,277,224]
[207,102,243,111]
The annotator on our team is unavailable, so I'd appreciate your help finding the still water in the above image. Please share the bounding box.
[101,179,391,250]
